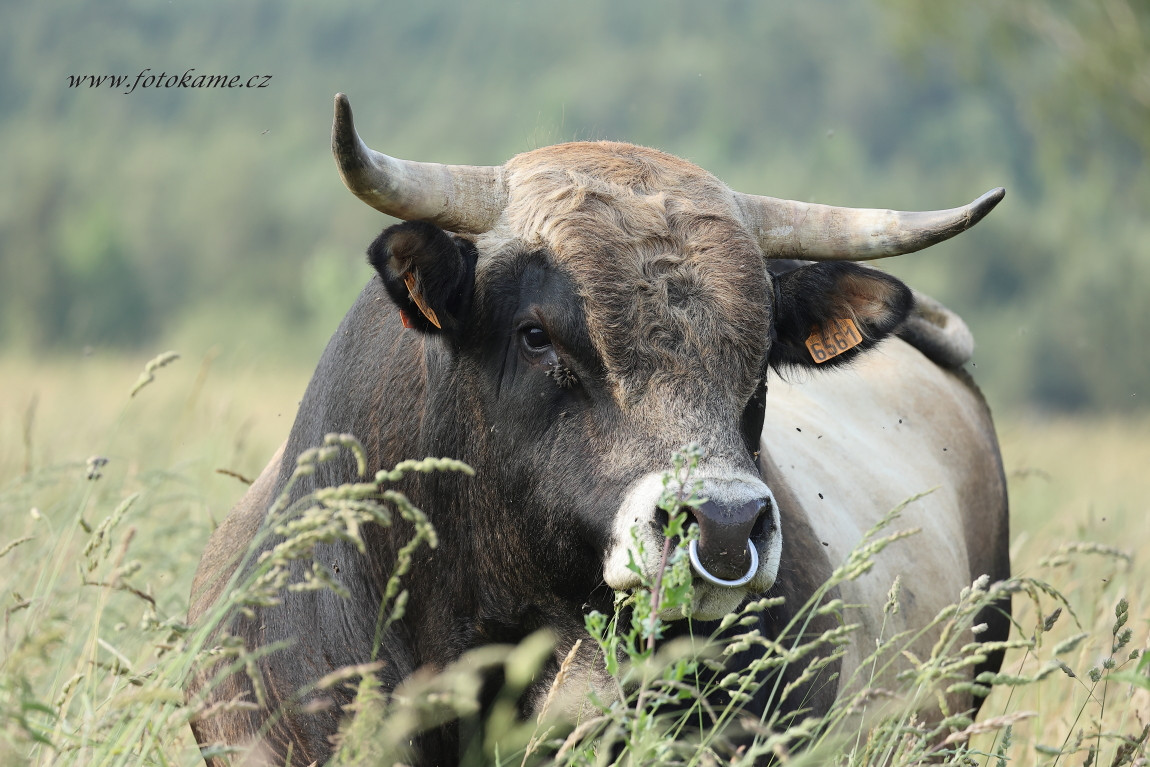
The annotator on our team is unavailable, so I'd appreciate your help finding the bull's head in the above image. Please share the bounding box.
[331,94,1002,620]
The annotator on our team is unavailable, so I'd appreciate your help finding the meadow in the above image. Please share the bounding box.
[0,349,1147,765]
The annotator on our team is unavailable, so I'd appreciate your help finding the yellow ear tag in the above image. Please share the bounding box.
[403,272,442,329]
[805,317,863,363]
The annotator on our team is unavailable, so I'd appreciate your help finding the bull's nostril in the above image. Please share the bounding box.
[749,500,773,541]
[654,506,671,534]
[750,515,766,543]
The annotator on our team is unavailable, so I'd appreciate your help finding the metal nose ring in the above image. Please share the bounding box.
[688,538,758,588]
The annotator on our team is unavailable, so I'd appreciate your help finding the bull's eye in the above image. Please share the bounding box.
[521,325,552,351]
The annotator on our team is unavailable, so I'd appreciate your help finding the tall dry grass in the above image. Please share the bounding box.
[0,351,1146,765]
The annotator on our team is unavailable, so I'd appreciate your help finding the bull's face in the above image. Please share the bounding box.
[363,162,922,620]
[332,94,1002,620]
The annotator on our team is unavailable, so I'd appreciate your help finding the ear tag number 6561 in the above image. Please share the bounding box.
[805,317,863,363]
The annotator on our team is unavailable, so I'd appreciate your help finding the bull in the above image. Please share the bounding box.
[187,93,1010,765]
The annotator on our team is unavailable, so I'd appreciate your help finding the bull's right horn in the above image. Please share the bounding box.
[735,187,1005,261]
[331,93,508,234]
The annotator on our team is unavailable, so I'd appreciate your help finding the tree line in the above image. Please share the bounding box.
[1,0,1145,412]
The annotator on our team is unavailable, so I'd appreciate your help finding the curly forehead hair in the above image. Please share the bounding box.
[483,142,772,402]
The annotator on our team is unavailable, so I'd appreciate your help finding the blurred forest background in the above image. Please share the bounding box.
[1,0,1147,414]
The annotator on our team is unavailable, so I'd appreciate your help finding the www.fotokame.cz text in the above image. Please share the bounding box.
[66,69,272,94]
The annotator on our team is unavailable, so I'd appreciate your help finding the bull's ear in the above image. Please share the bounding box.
[367,221,477,335]
[768,263,913,370]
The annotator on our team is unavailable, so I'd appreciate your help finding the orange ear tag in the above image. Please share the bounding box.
[403,272,442,329]
[399,310,416,329]
[805,318,863,363]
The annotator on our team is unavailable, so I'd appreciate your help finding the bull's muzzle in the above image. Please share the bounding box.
[686,498,771,587]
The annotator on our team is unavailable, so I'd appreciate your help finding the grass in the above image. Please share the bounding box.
[980,417,1150,762]
[0,349,1147,766]
[0,350,306,765]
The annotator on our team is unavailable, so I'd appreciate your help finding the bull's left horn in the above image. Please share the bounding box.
[332,93,508,234]
[735,187,1005,261]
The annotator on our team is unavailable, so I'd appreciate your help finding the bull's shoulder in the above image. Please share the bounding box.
[763,335,1004,581]
[763,337,1008,713]
[188,443,286,625]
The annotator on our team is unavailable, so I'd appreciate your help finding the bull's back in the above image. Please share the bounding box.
[761,338,1008,703]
